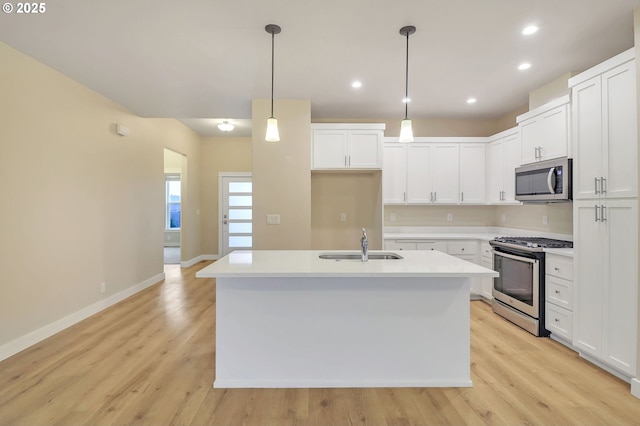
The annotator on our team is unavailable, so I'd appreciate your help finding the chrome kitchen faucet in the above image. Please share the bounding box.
[360,228,368,262]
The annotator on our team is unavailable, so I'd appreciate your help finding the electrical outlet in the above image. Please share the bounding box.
[340,213,347,222]
[100,282,106,293]
[501,213,507,223]
[390,213,397,222]
[266,214,280,225]
[543,215,548,225]
[447,213,453,222]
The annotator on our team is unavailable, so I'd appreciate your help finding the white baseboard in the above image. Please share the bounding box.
[632,378,640,399]
[0,272,165,363]
[181,254,219,268]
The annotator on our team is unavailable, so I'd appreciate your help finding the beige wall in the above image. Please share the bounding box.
[313,117,505,137]
[493,203,573,235]
[252,99,311,249]
[0,41,202,347]
[311,172,383,250]
[384,204,572,235]
[529,73,575,110]
[200,137,252,255]
[384,205,495,227]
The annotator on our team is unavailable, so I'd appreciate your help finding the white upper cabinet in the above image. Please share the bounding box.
[459,143,486,204]
[486,128,521,204]
[383,140,468,204]
[311,124,385,170]
[382,143,407,204]
[569,50,637,200]
[517,96,570,165]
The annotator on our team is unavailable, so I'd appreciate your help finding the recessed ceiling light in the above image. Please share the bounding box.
[518,62,532,71]
[467,98,477,104]
[402,97,411,103]
[351,81,362,88]
[522,25,539,35]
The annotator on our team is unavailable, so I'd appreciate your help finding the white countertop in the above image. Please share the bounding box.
[196,250,499,279]
[544,248,574,257]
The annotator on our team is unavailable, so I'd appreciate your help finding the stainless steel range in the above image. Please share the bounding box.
[490,236,573,336]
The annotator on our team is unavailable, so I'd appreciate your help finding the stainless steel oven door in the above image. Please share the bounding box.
[492,250,540,318]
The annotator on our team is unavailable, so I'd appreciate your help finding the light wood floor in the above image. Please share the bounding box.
[2,262,640,425]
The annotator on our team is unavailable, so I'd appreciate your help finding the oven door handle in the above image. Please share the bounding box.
[492,249,539,265]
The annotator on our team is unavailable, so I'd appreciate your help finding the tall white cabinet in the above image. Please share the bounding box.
[570,48,638,379]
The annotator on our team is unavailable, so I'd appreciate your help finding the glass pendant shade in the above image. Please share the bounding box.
[399,119,414,143]
[265,117,280,142]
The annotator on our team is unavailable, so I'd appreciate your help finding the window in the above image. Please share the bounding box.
[166,174,181,229]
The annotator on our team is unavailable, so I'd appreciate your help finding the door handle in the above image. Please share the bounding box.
[595,204,600,222]
[547,167,556,194]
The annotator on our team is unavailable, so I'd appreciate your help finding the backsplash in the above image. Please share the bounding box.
[384,203,573,235]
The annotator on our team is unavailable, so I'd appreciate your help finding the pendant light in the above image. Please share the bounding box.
[265,24,281,142]
[399,25,416,143]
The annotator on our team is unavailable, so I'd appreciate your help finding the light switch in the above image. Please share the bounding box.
[266,214,281,225]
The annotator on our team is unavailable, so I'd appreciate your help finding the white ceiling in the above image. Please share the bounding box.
[1,0,640,137]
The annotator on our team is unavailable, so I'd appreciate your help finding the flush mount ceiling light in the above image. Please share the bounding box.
[265,24,281,142]
[466,98,477,104]
[217,120,235,132]
[522,25,539,35]
[399,25,416,143]
[351,81,362,88]
[518,62,532,70]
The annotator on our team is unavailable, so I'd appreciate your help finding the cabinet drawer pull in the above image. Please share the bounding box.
[555,290,560,294]
[554,267,560,271]
[554,318,560,322]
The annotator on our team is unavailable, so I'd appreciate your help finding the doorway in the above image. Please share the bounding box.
[164,149,185,264]
[219,173,252,256]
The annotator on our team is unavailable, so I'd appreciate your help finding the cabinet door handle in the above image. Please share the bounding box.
[344,156,347,167]
[348,155,351,167]
[461,192,464,202]
[601,177,607,194]
[535,147,539,159]
[554,267,560,271]
[555,290,560,294]
[601,205,607,222]
[595,177,600,194]
[434,192,437,202]
[403,192,406,203]
[595,204,600,222]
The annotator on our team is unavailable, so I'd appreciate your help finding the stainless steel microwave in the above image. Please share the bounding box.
[515,157,572,203]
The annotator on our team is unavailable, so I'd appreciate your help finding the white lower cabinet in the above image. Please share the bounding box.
[479,242,493,302]
[573,199,638,377]
[384,239,446,252]
[545,254,574,345]
[384,239,482,298]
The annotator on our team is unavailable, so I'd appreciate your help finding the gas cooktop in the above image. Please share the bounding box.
[491,236,573,251]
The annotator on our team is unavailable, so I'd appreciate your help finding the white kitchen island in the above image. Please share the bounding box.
[195,250,498,389]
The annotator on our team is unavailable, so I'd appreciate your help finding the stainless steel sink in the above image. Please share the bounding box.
[318,252,403,260]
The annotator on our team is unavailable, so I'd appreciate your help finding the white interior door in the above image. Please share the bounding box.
[220,175,252,256]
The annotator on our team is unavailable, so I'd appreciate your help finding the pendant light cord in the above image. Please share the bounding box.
[270,31,275,118]
[404,31,409,120]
